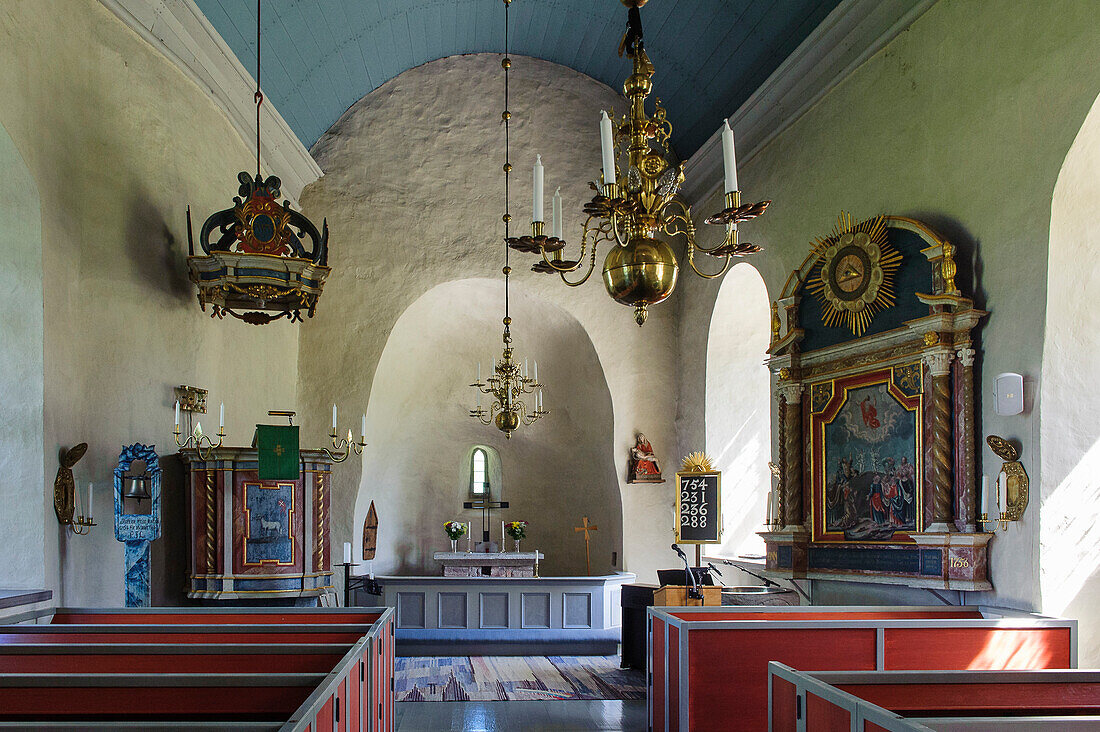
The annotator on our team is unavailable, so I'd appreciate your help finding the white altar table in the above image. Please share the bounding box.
[432,551,543,577]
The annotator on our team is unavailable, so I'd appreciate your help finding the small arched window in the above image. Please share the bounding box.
[470,448,489,497]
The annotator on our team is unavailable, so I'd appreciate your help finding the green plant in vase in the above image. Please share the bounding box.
[444,521,468,553]
[505,521,528,552]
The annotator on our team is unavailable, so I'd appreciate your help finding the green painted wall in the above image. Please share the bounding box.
[680,0,1100,614]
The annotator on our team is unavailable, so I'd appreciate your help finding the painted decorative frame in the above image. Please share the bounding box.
[242,481,297,566]
[810,364,923,543]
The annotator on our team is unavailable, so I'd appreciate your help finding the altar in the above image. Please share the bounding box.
[433,551,543,578]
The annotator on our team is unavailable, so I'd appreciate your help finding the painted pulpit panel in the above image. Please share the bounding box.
[812,366,922,543]
[243,482,296,565]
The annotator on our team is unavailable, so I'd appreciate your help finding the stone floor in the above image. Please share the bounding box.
[395,700,647,731]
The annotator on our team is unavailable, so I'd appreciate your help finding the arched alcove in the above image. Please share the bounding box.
[353,278,621,577]
[0,121,44,589]
[705,262,771,558]
[1040,92,1100,664]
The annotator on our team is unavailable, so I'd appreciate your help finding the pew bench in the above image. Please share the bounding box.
[0,606,395,731]
[768,664,1100,731]
[648,605,1076,732]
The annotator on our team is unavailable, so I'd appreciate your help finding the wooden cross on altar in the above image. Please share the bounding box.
[574,516,598,575]
[463,498,509,545]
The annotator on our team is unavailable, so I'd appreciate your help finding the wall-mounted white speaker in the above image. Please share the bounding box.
[993,372,1024,416]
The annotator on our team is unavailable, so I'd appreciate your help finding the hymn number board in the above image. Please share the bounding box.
[675,471,721,544]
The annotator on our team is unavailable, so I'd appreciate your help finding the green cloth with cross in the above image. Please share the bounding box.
[256,425,300,480]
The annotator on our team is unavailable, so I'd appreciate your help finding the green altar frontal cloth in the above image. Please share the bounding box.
[256,424,300,480]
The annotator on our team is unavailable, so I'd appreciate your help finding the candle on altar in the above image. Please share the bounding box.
[721,118,738,193]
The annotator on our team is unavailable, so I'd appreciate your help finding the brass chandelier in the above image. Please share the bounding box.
[509,0,769,326]
[469,0,547,439]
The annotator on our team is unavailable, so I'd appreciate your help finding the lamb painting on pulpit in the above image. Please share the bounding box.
[813,367,922,543]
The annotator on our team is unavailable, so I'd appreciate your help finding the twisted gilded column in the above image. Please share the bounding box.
[316,471,327,570]
[777,381,804,530]
[924,349,955,532]
[956,346,977,531]
[205,467,216,574]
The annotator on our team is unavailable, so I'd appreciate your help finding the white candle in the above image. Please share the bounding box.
[600,111,616,185]
[981,475,990,518]
[477,362,482,382]
[219,402,224,428]
[477,389,482,409]
[332,403,337,430]
[997,472,1007,516]
[174,400,180,427]
[534,361,538,383]
[87,482,93,519]
[360,414,367,442]
[368,559,374,580]
[343,542,352,565]
[533,155,545,222]
[721,119,738,193]
[524,358,529,379]
[552,188,562,239]
[501,520,506,545]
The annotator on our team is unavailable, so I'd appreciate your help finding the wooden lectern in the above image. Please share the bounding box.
[653,585,722,607]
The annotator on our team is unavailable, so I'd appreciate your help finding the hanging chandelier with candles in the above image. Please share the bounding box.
[469,0,547,439]
[186,0,331,325]
[508,0,769,326]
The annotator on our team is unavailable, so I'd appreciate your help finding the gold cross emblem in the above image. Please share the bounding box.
[274,445,284,456]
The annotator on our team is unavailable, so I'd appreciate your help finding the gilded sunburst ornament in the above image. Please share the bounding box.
[807,213,902,337]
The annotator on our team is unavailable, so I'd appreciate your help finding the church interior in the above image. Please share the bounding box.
[1,0,1099,729]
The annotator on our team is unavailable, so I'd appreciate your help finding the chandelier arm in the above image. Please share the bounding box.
[558,244,600,288]
[685,247,734,280]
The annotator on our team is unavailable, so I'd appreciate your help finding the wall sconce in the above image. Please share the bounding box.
[325,404,366,463]
[53,443,96,535]
[174,387,225,460]
[979,435,1029,530]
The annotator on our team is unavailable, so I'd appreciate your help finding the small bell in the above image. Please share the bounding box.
[123,476,151,502]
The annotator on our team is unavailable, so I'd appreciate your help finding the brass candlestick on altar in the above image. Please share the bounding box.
[574,516,599,576]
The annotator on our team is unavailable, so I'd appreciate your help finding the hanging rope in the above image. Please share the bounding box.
[254,0,263,178]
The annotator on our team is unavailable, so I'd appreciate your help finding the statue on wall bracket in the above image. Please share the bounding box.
[628,433,664,483]
[763,214,991,593]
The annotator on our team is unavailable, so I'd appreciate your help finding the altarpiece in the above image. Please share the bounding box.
[763,215,991,591]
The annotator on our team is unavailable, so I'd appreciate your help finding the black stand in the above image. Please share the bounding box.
[340,562,382,607]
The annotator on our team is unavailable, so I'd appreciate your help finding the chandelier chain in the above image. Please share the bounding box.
[503,0,510,329]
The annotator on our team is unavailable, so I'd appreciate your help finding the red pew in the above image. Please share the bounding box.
[0,606,395,732]
[648,605,1076,732]
[769,664,1100,731]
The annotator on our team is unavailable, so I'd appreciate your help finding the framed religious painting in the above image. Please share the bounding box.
[810,363,923,544]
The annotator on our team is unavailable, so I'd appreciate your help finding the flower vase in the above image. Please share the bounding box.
[450,539,458,553]
[514,539,521,553]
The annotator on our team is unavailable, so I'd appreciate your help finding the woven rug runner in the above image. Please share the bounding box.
[395,656,645,702]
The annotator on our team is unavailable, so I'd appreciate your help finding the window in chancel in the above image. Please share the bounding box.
[470,448,489,496]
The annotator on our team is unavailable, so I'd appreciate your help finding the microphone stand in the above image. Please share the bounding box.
[671,544,702,600]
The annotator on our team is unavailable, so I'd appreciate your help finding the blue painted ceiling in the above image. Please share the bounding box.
[196,0,840,158]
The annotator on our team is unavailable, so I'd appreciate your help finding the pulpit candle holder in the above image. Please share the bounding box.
[324,405,366,463]
[174,399,224,460]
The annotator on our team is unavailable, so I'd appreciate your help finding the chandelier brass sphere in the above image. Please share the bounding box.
[602,235,679,326]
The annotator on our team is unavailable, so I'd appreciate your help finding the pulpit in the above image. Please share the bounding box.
[182,447,334,602]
